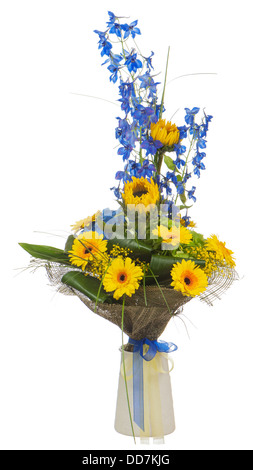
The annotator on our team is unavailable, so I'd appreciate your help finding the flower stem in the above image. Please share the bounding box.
[159,46,170,120]
[156,148,164,176]
[174,135,195,205]
[156,47,170,175]
[121,295,136,444]
[139,127,143,165]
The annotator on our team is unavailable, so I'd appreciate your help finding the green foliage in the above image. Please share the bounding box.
[19,243,71,265]
[61,271,112,303]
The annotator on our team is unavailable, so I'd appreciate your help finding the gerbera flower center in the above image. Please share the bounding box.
[117,272,127,283]
[181,270,198,288]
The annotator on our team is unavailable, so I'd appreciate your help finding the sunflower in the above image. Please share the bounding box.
[171,259,208,297]
[152,224,192,246]
[205,234,235,268]
[122,176,160,209]
[150,119,180,146]
[103,257,143,300]
[71,211,101,233]
[68,231,107,271]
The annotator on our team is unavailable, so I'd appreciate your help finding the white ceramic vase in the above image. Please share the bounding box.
[114,349,175,438]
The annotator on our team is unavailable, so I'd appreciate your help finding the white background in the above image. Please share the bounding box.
[0,0,252,451]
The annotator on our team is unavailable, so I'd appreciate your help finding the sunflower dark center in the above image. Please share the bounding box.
[84,247,92,254]
[184,277,191,285]
[133,189,148,198]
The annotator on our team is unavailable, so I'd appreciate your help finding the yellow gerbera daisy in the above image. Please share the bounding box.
[122,176,160,209]
[171,259,208,297]
[150,119,180,146]
[103,257,143,300]
[205,234,235,268]
[68,231,107,271]
[152,224,192,246]
[71,211,101,233]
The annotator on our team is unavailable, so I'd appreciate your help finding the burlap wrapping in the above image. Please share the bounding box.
[72,286,192,341]
[31,258,237,343]
[43,260,192,340]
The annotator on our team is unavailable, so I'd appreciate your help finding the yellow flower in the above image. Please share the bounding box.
[152,224,192,246]
[122,176,160,208]
[68,231,107,271]
[205,234,236,268]
[150,119,180,146]
[171,259,208,297]
[185,245,218,277]
[103,257,143,300]
[179,215,196,228]
[71,211,101,233]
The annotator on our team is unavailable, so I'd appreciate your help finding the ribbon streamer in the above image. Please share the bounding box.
[128,338,177,433]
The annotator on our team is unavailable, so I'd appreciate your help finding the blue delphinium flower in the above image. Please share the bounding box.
[166,171,178,185]
[196,137,207,150]
[181,215,191,227]
[203,112,213,133]
[118,80,137,114]
[141,51,154,71]
[110,186,121,199]
[176,181,184,195]
[103,53,123,83]
[188,186,196,202]
[141,136,163,156]
[122,20,141,39]
[117,137,135,161]
[174,143,186,156]
[184,107,200,126]
[106,11,118,27]
[136,160,156,178]
[108,64,120,83]
[178,125,188,140]
[94,30,112,57]
[115,117,130,140]
[124,51,142,73]
[138,72,160,99]
[109,22,123,38]
[115,170,132,183]
[132,104,156,126]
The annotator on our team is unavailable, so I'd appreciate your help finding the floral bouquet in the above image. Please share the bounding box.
[20,12,237,443]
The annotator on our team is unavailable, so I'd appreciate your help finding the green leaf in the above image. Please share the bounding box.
[191,231,205,246]
[179,192,187,204]
[19,243,71,265]
[172,251,190,258]
[61,271,112,304]
[164,155,175,171]
[65,235,75,252]
[179,204,193,210]
[107,238,153,260]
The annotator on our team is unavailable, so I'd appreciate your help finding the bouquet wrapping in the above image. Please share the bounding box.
[20,11,237,442]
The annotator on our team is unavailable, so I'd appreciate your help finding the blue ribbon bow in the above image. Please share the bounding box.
[128,338,177,431]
